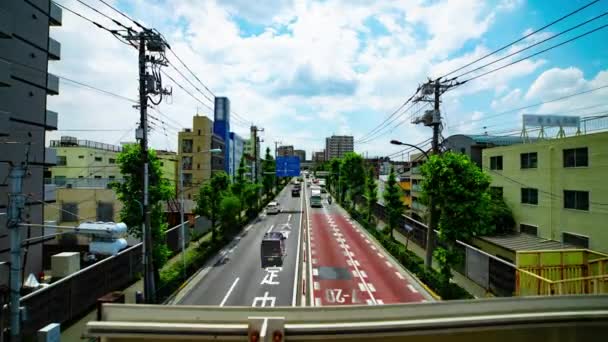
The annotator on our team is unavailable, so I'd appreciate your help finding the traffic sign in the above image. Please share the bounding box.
[276,156,300,177]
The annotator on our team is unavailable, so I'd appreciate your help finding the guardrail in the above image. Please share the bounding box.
[86,295,608,341]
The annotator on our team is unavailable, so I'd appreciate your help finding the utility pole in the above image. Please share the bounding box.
[412,78,460,269]
[7,165,25,342]
[251,126,263,183]
[126,29,171,303]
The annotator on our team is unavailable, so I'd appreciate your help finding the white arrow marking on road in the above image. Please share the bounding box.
[219,278,239,307]
[266,224,275,233]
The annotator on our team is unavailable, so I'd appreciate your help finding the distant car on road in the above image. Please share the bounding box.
[261,232,285,267]
[266,201,281,215]
[310,189,322,207]
[292,188,300,197]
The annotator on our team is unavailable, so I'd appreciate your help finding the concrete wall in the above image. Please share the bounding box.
[482,132,608,253]
[0,0,62,275]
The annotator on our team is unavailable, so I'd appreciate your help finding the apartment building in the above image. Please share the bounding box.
[294,149,306,162]
[0,0,62,275]
[482,131,608,253]
[277,145,294,157]
[313,151,326,163]
[178,115,214,200]
[325,135,354,160]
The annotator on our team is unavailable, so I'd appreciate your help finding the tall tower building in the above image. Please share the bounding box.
[325,135,354,160]
[213,97,230,173]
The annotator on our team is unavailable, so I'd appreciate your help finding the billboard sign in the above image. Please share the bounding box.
[276,156,300,177]
[523,115,580,128]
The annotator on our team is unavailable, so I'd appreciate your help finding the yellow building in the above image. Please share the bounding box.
[178,115,214,200]
[44,187,123,225]
[156,150,178,190]
[482,131,608,253]
[49,136,121,181]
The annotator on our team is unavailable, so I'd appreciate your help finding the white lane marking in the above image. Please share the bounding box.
[245,225,253,232]
[312,258,318,265]
[385,260,393,268]
[366,299,374,305]
[219,278,239,307]
[365,239,371,244]
[407,284,419,293]
[367,283,376,292]
[346,259,360,267]
[358,283,366,291]
[341,244,351,250]
[370,245,377,250]
[314,281,320,290]
[310,242,316,248]
[266,224,275,233]
[315,298,322,306]
[377,252,385,258]
[360,270,367,278]
[305,186,314,307]
[311,249,317,255]
[395,272,405,280]
[312,268,319,276]
[287,214,292,222]
[252,291,276,307]
[377,299,384,305]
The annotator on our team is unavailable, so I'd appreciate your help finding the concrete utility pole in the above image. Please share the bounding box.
[126,29,171,303]
[251,126,264,183]
[412,78,460,269]
[7,165,25,341]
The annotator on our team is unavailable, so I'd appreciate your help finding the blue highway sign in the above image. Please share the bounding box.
[276,156,300,177]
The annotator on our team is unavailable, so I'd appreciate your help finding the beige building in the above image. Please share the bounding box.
[482,131,608,253]
[50,136,122,182]
[44,187,123,226]
[325,135,354,160]
[156,150,178,190]
[178,115,214,200]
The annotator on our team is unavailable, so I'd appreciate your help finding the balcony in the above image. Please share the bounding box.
[45,178,124,189]
[50,2,63,26]
[0,60,10,87]
[46,110,58,130]
[44,184,56,202]
[0,9,11,38]
[47,73,59,95]
[48,38,61,60]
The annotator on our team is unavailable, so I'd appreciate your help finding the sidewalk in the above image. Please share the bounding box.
[375,220,489,299]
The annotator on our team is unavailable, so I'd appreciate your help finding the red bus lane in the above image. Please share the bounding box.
[331,213,426,303]
[310,210,374,306]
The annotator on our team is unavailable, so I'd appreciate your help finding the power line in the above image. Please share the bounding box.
[96,0,148,30]
[75,0,135,32]
[1,55,138,103]
[161,70,214,111]
[440,0,602,79]
[460,23,608,84]
[453,11,608,80]
[356,87,421,143]
[357,101,430,145]
[166,48,216,98]
[166,60,215,105]
[450,84,608,130]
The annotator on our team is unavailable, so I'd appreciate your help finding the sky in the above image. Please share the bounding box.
[47,0,608,160]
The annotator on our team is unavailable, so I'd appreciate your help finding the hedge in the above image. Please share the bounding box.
[346,207,473,300]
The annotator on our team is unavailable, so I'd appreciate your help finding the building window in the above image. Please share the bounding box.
[564,190,589,211]
[182,139,193,153]
[490,186,503,199]
[520,152,537,169]
[78,155,84,159]
[183,173,193,186]
[198,146,201,152]
[197,163,200,170]
[94,156,102,162]
[521,188,538,205]
[182,156,193,170]
[490,156,503,170]
[61,203,79,222]
[97,202,114,222]
[56,156,67,166]
[563,147,588,167]
[198,129,201,135]
[562,232,589,248]
[520,224,538,236]
[109,158,116,164]
[109,175,115,179]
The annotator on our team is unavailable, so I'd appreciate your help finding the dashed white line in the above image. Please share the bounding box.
[407,284,419,293]
[365,239,371,244]
[358,283,366,291]
[360,270,367,278]
[370,245,377,250]
[366,299,374,305]
[315,298,322,306]
[312,268,319,276]
[312,258,318,265]
[377,252,385,258]
[287,214,292,222]
[395,272,405,280]
[367,283,376,292]
[314,281,320,290]
[376,299,384,305]
[266,224,275,233]
[385,260,393,268]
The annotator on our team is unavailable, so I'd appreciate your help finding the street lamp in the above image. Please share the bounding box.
[179,148,222,279]
[389,139,434,269]
[390,140,429,159]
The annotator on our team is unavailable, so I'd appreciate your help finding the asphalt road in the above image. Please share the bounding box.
[306,186,432,306]
[176,182,304,307]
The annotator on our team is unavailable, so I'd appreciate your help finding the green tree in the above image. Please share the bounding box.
[489,195,516,234]
[243,182,262,218]
[111,144,173,268]
[420,152,494,281]
[195,171,230,241]
[231,158,248,217]
[382,167,404,239]
[328,158,341,194]
[219,195,241,237]
[365,165,378,223]
[340,153,366,207]
[262,147,275,198]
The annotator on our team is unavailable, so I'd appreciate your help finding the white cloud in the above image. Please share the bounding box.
[526,67,587,100]
[491,88,522,110]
